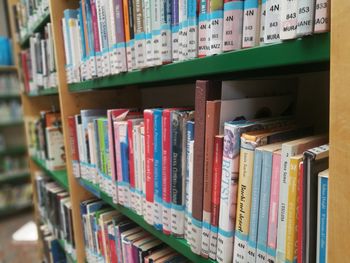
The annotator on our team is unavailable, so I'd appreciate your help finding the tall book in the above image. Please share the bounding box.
[280,0,298,40]
[187,0,198,58]
[242,0,260,48]
[115,0,128,72]
[133,0,146,69]
[296,0,316,37]
[264,0,281,43]
[316,169,329,263]
[144,0,154,66]
[160,0,172,63]
[198,0,209,57]
[208,0,224,55]
[151,0,162,65]
[276,135,327,263]
[222,0,244,51]
[302,144,329,263]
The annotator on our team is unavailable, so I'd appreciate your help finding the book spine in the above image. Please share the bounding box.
[233,141,256,263]
[128,0,136,70]
[115,0,127,72]
[264,0,281,43]
[285,157,302,263]
[266,151,281,263]
[276,145,292,263]
[208,0,224,55]
[144,110,155,225]
[246,149,263,263]
[209,135,223,260]
[97,119,106,192]
[85,1,98,78]
[187,0,198,58]
[256,151,274,263]
[152,0,162,65]
[259,0,266,44]
[280,0,298,40]
[178,0,185,60]
[104,119,112,195]
[108,111,117,202]
[162,110,172,235]
[297,162,304,263]
[296,0,315,37]
[170,111,185,237]
[128,120,136,210]
[91,0,103,77]
[140,124,147,219]
[314,0,329,33]
[201,101,221,257]
[171,0,179,61]
[143,0,153,67]
[198,0,208,57]
[222,0,244,51]
[120,122,131,208]
[161,0,172,63]
[316,174,328,263]
[181,0,188,60]
[133,124,143,215]
[134,0,146,68]
[122,0,133,71]
[68,116,80,178]
[185,121,195,242]
[242,0,259,48]
[187,140,195,246]
[114,122,125,205]
[153,110,163,230]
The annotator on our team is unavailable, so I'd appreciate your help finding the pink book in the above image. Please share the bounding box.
[114,121,124,205]
[90,0,101,53]
[266,149,282,261]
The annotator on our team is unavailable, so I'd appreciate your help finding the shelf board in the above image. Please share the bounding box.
[0,203,32,217]
[0,120,24,127]
[27,87,59,97]
[0,172,30,184]
[69,33,330,92]
[20,12,50,48]
[31,156,69,191]
[58,239,77,263]
[0,94,20,99]
[79,178,214,263]
[0,66,17,72]
[0,146,26,156]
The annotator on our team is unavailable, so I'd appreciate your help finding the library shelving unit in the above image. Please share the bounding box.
[6,0,348,262]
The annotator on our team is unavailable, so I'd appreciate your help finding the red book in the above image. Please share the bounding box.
[98,228,104,258]
[162,109,172,235]
[67,116,80,178]
[144,109,155,224]
[297,161,304,263]
[21,51,30,93]
[109,236,118,263]
[128,119,136,189]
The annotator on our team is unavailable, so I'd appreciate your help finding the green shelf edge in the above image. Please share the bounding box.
[27,87,59,97]
[0,172,30,183]
[79,178,215,263]
[31,156,69,191]
[20,12,50,48]
[58,239,77,263]
[0,94,20,99]
[69,33,330,92]
[0,120,24,127]
[0,203,32,216]
[0,146,26,156]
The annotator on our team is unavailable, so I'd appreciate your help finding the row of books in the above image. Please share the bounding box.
[35,171,76,260]
[0,100,23,123]
[80,198,188,263]
[40,223,69,263]
[0,74,20,95]
[20,23,58,94]
[0,155,28,175]
[61,0,330,83]
[0,183,32,208]
[12,0,50,41]
[26,110,66,171]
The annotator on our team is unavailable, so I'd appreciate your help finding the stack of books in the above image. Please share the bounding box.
[67,79,330,262]
[61,0,330,83]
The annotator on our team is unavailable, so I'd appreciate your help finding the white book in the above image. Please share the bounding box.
[280,0,298,40]
[187,0,198,59]
[97,0,111,76]
[72,19,82,83]
[186,140,194,244]
[107,0,119,75]
[208,0,224,55]
[264,0,281,44]
[61,18,72,84]
[160,0,172,64]
[314,0,329,33]
[198,7,208,57]
[134,0,146,69]
[144,0,154,67]
[133,124,143,215]
[222,0,244,51]
[87,122,98,184]
[242,0,260,48]
[296,0,315,36]
[140,125,147,219]
[181,0,189,60]
[259,0,267,44]
[151,0,162,65]
[276,135,327,263]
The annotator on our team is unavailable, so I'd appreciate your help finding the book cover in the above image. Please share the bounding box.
[222,0,244,51]
[242,0,260,48]
[303,144,329,263]
[45,126,65,171]
[285,154,303,263]
[264,0,281,43]
[276,136,327,263]
[296,0,316,36]
[316,169,328,263]
[314,0,330,33]
[209,135,223,260]
[280,0,298,40]
[209,0,224,54]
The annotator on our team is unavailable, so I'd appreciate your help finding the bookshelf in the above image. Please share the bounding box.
[0,172,30,184]
[6,0,348,262]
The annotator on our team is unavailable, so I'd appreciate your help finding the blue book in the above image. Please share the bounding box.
[51,239,67,263]
[63,9,78,67]
[153,109,163,230]
[317,170,329,263]
[185,121,194,239]
[78,4,86,60]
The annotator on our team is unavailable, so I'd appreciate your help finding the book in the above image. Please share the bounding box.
[160,0,172,63]
[314,0,330,33]
[242,0,260,48]
[296,0,316,37]
[316,169,329,263]
[208,0,224,54]
[187,0,198,58]
[222,0,244,51]
[280,0,298,40]
[297,161,304,263]
[276,135,327,263]
[302,144,329,263]
[151,0,162,65]
[264,0,281,43]
[171,0,180,61]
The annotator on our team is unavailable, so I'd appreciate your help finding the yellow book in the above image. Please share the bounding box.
[285,154,303,263]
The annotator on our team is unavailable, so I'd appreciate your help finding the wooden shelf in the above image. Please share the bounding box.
[31,156,69,191]
[79,178,214,263]
[27,87,59,97]
[0,66,17,72]
[0,172,30,184]
[19,12,50,48]
[69,33,330,92]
